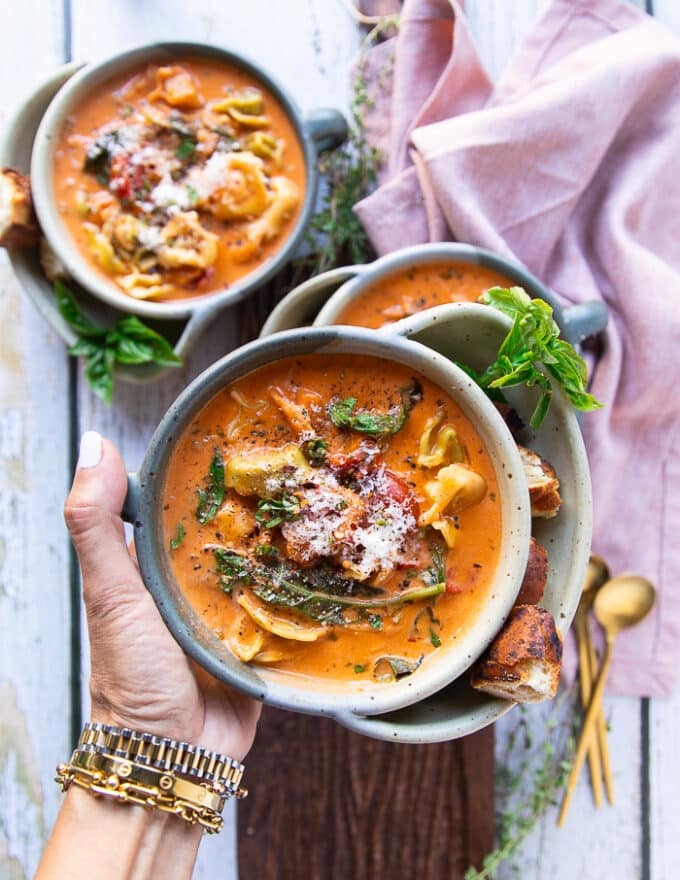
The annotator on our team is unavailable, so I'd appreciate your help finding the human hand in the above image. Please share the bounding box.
[64,431,261,760]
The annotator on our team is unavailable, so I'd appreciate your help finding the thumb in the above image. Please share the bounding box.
[64,431,140,604]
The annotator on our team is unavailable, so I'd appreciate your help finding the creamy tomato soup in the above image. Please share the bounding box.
[163,354,502,683]
[53,58,306,302]
[335,262,513,328]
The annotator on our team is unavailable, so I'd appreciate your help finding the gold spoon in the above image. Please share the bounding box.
[575,554,610,807]
[558,573,656,827]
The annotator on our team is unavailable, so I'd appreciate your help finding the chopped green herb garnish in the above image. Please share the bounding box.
[196,452,225,524]
[302,437,329,466]
[429,627,442,648]
[55,282,181,404]
[367,613,383,631]
[176,138,197,159]
[214,548,251,595]
[255,494,301,529]
[476,287,603,429]
[170,523,185,550]
[255,543,278,558]
[328,381,421,438]
[354,664,366,674]
[185,184,199,204]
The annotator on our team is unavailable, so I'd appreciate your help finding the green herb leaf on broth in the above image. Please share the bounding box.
[196,452,225,524]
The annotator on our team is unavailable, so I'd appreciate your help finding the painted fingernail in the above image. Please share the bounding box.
[77,431,102,469]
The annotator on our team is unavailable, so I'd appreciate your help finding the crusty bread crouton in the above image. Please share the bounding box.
[0,168,38,248]
[470,605,562,703]
[39,237,69,282]
[515,536,549,606]
[518,444,562,518]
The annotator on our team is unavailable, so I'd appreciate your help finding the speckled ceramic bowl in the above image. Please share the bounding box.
[29,41,347,322]
[122,325,531,720]
[260,242,608,345]
[259,302,593,742]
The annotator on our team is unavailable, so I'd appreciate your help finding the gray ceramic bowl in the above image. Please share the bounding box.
[29,41,347,325]
[122,325,532,720]
[261,293,593,741]
[261,242,608,345]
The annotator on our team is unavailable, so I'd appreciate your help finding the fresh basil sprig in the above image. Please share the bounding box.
[55,281,182,404]
[476,287,603,429]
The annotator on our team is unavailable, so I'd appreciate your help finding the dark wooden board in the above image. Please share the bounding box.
[238,708,494,880]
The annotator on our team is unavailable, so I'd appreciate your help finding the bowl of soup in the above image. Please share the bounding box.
[122,325,531,718]
[30,41,347,320]
[261,242,608,345]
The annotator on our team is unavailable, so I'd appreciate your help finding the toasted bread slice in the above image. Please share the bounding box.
[0,168,38,248]
[515,536,549,606]
[39,237,69,282]
[470,605,562,703]
[518,445,561,519]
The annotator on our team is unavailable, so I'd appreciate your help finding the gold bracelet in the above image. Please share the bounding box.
[55,723,248,834]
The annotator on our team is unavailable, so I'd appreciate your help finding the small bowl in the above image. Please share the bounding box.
[29,41,347,323]
[261,242,608,346]
[122,325,531,720]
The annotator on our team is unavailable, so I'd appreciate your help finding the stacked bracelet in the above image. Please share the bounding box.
[55,722,247,834]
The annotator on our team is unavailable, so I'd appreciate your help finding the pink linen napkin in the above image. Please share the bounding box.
[355,0,680,697]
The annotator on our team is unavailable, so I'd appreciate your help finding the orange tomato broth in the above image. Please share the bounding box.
[334,261,513,328]
[163,354,502,683]
[52,57,306,302]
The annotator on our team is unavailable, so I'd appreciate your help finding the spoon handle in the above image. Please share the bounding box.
[575,608,603,808]
[585,620,615,804]
[557,636,614,827]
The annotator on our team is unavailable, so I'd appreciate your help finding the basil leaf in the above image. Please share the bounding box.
[114,316,182,366]
[302,437,329,467]
[176,138,197,159]
[56,281,106,339]
[84,347,115,405]
[170,523,185,550]
[328,381,420,438]
[255,494,301,529]
[196,452,225,524]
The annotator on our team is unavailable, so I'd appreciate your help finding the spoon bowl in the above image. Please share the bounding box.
[582,554,610,607]
[593,573,656,638]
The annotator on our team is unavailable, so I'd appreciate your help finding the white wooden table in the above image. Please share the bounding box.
[1,1,678,877]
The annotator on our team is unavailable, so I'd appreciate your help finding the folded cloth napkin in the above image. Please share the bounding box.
[355,0,680,697]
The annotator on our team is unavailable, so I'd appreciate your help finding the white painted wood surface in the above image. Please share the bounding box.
[1,1,677,878]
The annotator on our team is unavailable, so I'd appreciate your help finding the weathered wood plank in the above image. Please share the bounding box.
[0,3,71,877]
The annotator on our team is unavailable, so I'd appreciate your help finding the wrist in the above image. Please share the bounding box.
[37,786,202,880]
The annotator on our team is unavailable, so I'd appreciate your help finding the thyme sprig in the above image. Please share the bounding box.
[298,17,399,275]
[465,689,577,880]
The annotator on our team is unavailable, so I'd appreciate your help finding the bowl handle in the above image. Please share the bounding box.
[559,301,609,345]
[304,108,348,153]
[121,472,142,524]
